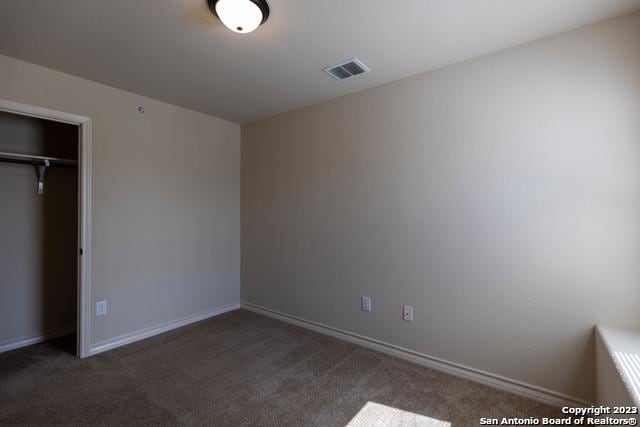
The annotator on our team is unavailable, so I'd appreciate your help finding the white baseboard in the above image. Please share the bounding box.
[241,301,591,408]
[89,302,240,356]
[0,327,76,353]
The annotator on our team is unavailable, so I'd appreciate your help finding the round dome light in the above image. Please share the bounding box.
[209,0,270,34]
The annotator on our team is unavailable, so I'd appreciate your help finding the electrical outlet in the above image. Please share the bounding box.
[403,305,413,322]
[362,296,372,312]
[96,300,108,316]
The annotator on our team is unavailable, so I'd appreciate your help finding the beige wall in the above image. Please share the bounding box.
[0,112,78,345]
[242,12,640,403]
[0,54,241,345]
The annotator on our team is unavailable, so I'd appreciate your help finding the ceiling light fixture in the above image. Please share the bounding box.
[208,0,270,34]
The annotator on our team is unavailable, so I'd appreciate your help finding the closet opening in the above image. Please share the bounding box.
[0,100,91,358]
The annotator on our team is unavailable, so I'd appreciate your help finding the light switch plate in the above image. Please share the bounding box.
[96,300,108,316]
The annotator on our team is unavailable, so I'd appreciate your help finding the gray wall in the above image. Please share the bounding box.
[0,54,241,345]
[0,112,78,345]
[242,12,640,402]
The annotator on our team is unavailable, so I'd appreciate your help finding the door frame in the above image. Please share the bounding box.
[0,99,92,358]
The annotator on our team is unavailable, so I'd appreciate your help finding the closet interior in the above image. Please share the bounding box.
[0,110,79,355]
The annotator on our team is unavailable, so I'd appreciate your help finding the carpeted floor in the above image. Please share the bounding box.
[0,309,559,426]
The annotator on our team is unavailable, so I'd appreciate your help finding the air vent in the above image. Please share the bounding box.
[323,58,370,81]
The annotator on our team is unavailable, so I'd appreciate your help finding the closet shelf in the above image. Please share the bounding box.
[0,151,78,168]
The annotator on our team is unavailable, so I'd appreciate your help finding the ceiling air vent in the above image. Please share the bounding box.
[323,58,370,81]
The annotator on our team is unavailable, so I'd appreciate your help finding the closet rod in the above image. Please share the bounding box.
[0,151,77,168]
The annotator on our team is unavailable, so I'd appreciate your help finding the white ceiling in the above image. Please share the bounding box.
[0,0,639,123]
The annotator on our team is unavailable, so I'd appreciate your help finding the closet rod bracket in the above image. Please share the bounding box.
[36,159,50,195]
[0,152,77,194]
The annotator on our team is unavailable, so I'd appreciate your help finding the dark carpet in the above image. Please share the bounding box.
[0,309,559,426]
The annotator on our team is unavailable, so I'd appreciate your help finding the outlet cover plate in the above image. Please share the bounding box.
[362,296,372,312]
[403,305,414,322]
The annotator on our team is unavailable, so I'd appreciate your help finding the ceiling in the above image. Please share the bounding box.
[0,0,638,124]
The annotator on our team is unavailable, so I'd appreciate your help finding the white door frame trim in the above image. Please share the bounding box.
[0,99,92,358]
